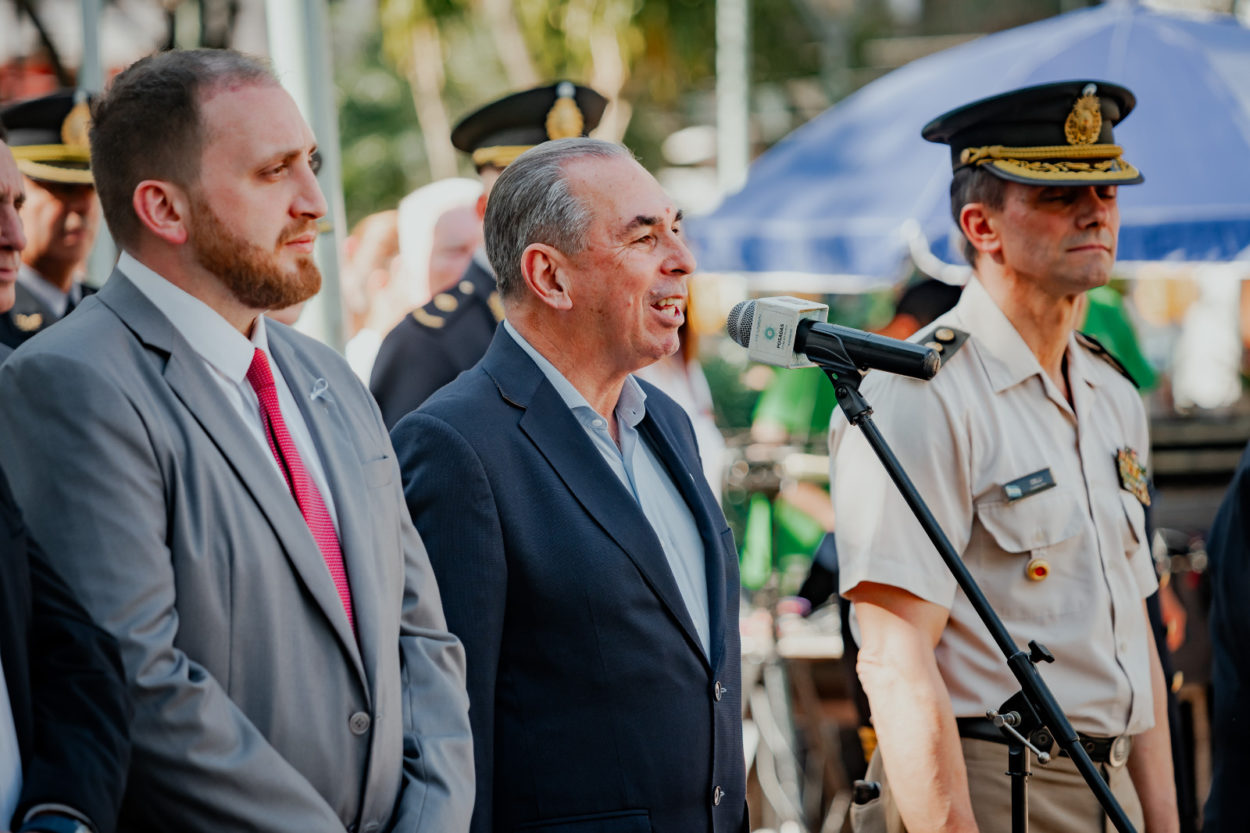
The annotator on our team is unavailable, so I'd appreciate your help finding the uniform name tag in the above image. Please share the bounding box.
[1003,469,1055,502]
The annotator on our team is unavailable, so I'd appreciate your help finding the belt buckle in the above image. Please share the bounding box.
[1108,735,1132,767]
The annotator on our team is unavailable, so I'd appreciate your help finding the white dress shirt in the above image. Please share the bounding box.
[117,252,340,532]
[17,265,84,320]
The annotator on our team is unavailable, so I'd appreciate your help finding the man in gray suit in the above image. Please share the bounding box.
[0,49,474,832]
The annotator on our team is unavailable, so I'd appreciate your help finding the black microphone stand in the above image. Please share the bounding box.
[809,339,1137,833]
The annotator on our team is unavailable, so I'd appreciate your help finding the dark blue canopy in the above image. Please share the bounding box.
[689,2,1250,285]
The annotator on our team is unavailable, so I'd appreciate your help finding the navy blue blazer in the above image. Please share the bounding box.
[1204,441,1250,833]
[392,327,746,833]
[0,466,131,832]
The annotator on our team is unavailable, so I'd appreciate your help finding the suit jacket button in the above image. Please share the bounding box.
[713,785,723,806]
[714,681,724,702]
[349,711,372,735]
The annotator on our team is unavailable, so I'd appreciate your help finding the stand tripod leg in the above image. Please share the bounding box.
[1008,742,1029,833]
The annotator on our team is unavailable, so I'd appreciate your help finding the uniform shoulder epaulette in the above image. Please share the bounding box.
[412,278,503,330]
[410,299,448,330]
[1075,331,1138,388]
[915,323,970,370]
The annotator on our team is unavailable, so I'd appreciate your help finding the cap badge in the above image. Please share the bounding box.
[61,92,93,150]
[545,81,585,141]
[1064,84,1102,146]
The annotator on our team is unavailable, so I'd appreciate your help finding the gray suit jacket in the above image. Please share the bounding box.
[0,270,474,832]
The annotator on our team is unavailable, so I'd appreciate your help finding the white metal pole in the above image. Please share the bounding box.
[716,0,751,198]
[80,0,116,287]
[265,0,346,350]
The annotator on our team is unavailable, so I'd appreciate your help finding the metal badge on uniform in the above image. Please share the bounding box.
[1002,468,1055,502]
[14,312,42,332]
[1116,447,1151,506]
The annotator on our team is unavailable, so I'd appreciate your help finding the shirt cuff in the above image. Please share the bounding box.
[21,804,97,833]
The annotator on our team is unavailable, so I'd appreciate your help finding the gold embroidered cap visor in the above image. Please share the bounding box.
[922,80,1144,187]
[1,89,95,186]
[9,145,94,186]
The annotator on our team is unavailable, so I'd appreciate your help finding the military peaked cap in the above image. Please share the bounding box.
[922,80,1143,186]
[0,89,94,185]
[452,81,607,170]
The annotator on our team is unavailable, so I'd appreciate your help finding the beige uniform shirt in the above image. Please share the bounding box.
[831,277,1157,737]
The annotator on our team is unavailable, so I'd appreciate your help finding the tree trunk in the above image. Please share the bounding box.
[587,19,630,141]
[480,0,540,88]
[406,20,459,181]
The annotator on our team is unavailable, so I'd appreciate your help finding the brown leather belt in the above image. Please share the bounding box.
[955,716,1133,767]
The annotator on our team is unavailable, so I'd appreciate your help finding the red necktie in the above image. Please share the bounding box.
[246,348,354,632]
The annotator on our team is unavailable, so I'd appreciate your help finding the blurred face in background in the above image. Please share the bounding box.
[427,204,482,296]
[19,178,98,286]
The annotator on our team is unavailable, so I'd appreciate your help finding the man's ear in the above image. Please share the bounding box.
[959,202,1002,260]
[133,180,190,246]
[520,243,573,311]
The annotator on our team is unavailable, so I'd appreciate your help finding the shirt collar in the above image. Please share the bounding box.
[17,264,78,315]
[953,277,1046,394]
[503,319,647,429]
[117,251,269,382]
[955,276,1099,396]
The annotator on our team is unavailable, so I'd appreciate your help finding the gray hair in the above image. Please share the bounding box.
[484,137,634,300]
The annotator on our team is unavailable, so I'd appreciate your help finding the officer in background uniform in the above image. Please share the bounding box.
[370,82,607,428]
[830,81,1179,833]
[0,91,99,349]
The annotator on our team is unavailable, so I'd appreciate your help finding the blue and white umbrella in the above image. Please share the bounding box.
[689,2,1250,287]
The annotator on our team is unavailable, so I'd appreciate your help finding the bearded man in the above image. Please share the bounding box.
[0,49,474,833]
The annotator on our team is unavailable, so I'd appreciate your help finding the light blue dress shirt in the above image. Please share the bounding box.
[504,321,711,656]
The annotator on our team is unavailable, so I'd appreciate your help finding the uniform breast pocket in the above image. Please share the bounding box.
[971,487,1088,618]
[1117,490,1147,560]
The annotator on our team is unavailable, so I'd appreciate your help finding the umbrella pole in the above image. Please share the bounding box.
[821,358,1138,833]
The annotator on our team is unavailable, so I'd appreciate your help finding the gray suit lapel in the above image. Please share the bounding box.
[268,335,378,694]
[96,273,367,682]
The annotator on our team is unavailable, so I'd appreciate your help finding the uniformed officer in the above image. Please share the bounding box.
[0,90,99,349]
[370,82,608,428]
[830,81,1178,833]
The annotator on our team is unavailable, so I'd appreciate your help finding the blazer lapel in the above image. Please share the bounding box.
[485,331,707,661]
[267,336,372,690]
[97,274,366,681]
[638,412,729,673]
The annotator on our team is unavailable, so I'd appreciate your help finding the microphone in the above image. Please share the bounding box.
[726,296,940,381]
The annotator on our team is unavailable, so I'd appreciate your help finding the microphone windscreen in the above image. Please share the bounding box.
[726,300,755,347]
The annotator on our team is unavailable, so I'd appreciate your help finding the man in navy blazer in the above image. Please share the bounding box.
[0,131,130,833]
[392,138,746,833]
